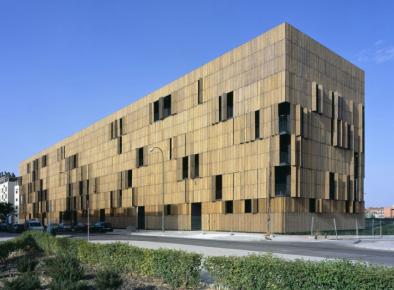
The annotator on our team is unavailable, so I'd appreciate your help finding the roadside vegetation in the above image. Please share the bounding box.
[1,231,394,289]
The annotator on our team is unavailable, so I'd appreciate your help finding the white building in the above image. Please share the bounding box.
[0,175,18,223]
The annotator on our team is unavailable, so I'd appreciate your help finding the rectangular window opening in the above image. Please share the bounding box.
[226,91,233,119]
[225,200,233,214]
[255,110,260,139]
[245,199,252,213]
[163,94,171,118]
[309,198,316,213]
[182,156,188,180]
[215,175,222,200]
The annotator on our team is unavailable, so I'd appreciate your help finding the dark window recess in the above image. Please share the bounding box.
[197,78,203,104]
[275,166,290,196]
[309,198,316,213]
[127,170,132,188]
[66,154,78,170]
[255,110,260,139]
[279,102,290,134]
[41,155,47,168]
[225,201,233,214]
[27,163,31,174]
[194,154,199,178]
[182,156,188,180]
[345,200,351,214]
[169,138,172,160]
[119,190,122,208]
[244,199,252,213]
[163,95,171,118]
[226,91,233,119]
[215,175,222,200]
[329,172,335,199]
[165,204,171,215]
[354,153,359,178]
[137,147,144,167]
[119,117,124,135]
[154,101,160,121]
[280,134,290,165]
[117,136,122,154]
[218,95,222,122]
[79,181,83,196]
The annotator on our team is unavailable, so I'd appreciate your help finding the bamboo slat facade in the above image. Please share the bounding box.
[19,23,365,233]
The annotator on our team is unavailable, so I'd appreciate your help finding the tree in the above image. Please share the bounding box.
[0,202,15,221]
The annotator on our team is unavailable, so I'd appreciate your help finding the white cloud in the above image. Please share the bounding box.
[357,40,394,64]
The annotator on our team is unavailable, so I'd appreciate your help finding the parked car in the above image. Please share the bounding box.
[92,222,113,233]
[0,223,9,232]
[57,223,72,232]
[11,223,25,233]
[25,220,44,231]
[73,222,88,232]
[46,223,59,235]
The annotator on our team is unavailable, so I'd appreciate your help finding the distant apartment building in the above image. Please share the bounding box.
[384,206,394,218]
[19,23,365,233]
[0,175,19,223]
[366,206,394,219]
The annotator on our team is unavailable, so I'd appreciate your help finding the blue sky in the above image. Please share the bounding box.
[0,1,393,207]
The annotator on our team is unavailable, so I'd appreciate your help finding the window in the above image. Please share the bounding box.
[182,156,188,180]
[117,136,122,154]
[136,147,144,167]
[309,198,316,213]
[27,163,31,174]
[169,138,172,160]
[329,172,335,200]
[154,100,160,121]
[255,110,260,139]
[226,91,233,119]
[244,199,252,213]
[219,91,234,122]
[279,102,290,134]
[165,204,171,215]
[153,94,172,122]
[197,78,203,104]
[41,155,47,168]
[215,175,222,200]
[163,95,171,118]
[194,154,199,178]
[66,154,78,170]
[190,154,200,179]
[279,135,290,165]
[218,95,222,121]
[275,166,290,196]
[225,200,233,214]
[127,170,132,188]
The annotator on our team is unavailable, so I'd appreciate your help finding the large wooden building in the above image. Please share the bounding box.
[19,23,365,233]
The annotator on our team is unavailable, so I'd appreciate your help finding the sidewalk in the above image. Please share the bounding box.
[110,229,394,243]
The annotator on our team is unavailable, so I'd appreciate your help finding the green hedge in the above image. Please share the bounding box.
[17,232,201,288]
[204,254,394,290]
[4,232,394,289]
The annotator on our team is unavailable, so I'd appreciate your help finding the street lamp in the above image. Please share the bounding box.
[148,146,165,232]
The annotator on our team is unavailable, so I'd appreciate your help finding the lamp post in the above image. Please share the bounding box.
[148,146,165,232]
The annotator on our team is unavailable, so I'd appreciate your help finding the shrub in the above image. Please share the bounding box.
[205,254,394,290]
[3,272,41,290]
[147,248,202,288]
[16,255,38,273]
[95,268,123,290]
[46,253,85,288]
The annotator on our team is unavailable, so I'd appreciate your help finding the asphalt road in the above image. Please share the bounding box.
[80,233,394,266]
